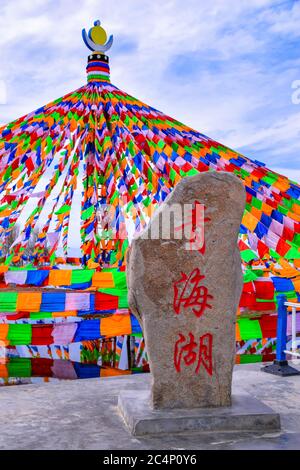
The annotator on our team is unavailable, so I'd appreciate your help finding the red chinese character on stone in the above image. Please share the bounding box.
[188,200,210,254]
[174,332,213,375]
[173,268,213,318]
[174,200,210,253]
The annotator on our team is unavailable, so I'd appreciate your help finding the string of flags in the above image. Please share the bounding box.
[0,33,300,364]
[0,313,141,346]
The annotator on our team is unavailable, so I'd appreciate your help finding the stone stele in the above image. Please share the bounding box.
[127,171,246,409]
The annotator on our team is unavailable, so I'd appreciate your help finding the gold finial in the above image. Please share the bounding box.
[82,20,113,53]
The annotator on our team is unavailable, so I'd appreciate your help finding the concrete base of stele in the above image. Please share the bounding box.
[118,386,281,437]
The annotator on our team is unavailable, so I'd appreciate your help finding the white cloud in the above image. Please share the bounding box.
[273,167,300,183]
[222,112,300,156]
[260,1,300,37]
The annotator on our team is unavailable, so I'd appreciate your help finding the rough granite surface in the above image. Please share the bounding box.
[127,172,245,409]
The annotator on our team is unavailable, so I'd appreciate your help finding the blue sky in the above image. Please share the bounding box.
[1,0,300,180]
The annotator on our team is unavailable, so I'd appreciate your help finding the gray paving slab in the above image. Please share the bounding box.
[0,363,299,449]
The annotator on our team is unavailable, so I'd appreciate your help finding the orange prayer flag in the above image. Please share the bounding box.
[100,367,131,377]
[292,277,300,292]
[294,259,300,269]
[92,272,114,288]
[235,322,241,342]
[17,292,42,312]
[292,203,300,215]
[261,202,273,216]
[0,362,8,378]
[52,311,77,318]
[0,324,9,340]
[251,207,262,220]
[49,269,72,287]
[101,314,131,337]
[235,355,241,365]
[242,211,258,232]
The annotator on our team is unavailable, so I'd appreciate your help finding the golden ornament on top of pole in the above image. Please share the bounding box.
[82,20,113,53]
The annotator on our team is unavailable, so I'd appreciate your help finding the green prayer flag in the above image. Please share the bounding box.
[7,358,31,378]
[238,318,262,340]
[55,204,71,215]
[240,249,258,262]
[71,269,95,284]
[82,206,94,221]
[7,324,32,345]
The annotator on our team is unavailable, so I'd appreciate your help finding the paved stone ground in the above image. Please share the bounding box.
[1,363,300,450]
